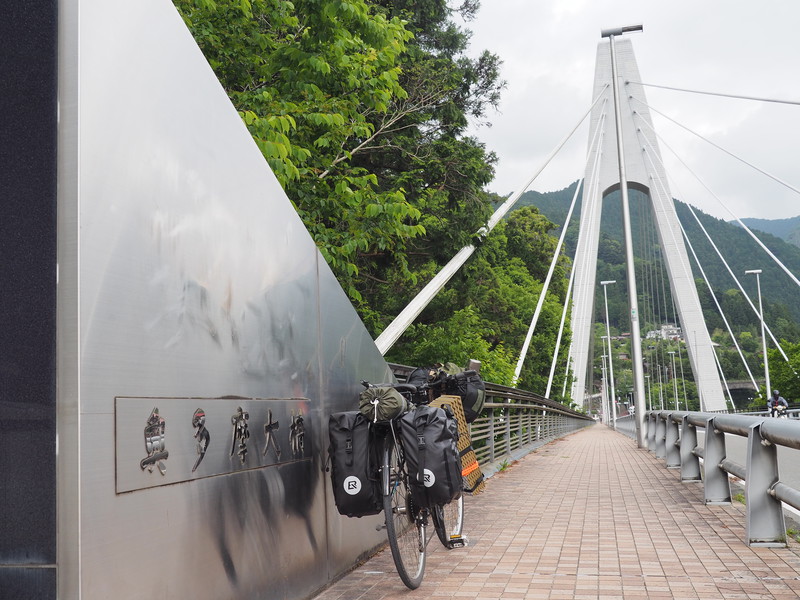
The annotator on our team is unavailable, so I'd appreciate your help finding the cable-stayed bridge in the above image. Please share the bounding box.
[379,31,800,446]
[5,1,800,597]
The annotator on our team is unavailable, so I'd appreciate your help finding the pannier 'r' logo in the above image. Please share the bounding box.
[140,407,169,475]
[423,468,436,488]
[343,476,362,495]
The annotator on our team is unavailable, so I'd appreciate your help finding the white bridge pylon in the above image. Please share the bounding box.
[569,38,727,412]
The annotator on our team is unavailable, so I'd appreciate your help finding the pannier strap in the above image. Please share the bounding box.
[345,436,353,467]
[415,417,427,484]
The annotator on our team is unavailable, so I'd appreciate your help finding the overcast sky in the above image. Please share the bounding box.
[460,0,800,221]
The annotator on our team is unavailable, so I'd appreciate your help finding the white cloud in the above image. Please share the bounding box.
[461,0,800,219]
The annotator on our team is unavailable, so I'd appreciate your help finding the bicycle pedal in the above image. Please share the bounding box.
[448,535,467,549]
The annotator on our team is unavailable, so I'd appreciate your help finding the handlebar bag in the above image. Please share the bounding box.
[359,386,409,423]
[445,371,486,423]
[328,412,382,518]
[400,405,462,509]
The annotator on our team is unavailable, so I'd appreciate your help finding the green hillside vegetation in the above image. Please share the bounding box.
[738,216,800,248]
[520,182,800,410]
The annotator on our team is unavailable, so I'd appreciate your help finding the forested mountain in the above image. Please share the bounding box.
[517,182,800,331]
[736,216,800,248]
[516,183,800,409]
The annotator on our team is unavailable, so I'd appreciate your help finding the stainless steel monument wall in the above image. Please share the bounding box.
[569,38,727,412]
[55,0,393,598]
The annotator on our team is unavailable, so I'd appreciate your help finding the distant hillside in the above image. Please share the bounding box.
[736,216,800,248]
[514,182,800,326]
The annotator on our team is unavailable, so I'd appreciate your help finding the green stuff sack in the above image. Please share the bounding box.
[359,386,409,423]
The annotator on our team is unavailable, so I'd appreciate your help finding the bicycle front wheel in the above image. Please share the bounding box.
[432,494,464,548]
[383,440,426,589]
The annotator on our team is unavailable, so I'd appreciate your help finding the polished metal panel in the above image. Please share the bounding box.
[58,0,392,597]
[115,397,312,492]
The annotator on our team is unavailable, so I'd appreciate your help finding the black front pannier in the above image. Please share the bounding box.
[445,370,486,423]
[328,412,382,518]
[400,405,461,509]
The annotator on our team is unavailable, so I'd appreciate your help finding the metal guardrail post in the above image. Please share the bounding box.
[655,413,666,459]
[665,414,680,468]
[647,412,657,451]
[679,415,701,482]
[504,405,511,455]
[488,412,496,463]
[703,416,731,504]
[745,422,786,546]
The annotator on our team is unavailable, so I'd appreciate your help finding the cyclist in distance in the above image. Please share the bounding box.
[768,389,789,418]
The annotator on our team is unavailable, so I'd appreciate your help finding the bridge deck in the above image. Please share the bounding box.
[313,424,800,599]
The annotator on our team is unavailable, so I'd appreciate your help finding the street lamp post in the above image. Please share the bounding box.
[668,351,679,410]
[602,24,647,447]
[601,354,609,425]
[745,269,770,396]
[600,281,617,429]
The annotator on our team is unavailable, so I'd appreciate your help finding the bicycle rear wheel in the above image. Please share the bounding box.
[432,494,464,548]
[383,439,426,589]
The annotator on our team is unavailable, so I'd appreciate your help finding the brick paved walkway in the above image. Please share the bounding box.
[312,424,800,599]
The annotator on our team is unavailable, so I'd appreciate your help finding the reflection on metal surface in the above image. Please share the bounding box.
[192,408,210,472]
[262,409,281,460]
[140,407,169,475]
[290,411,305,458]
[230,407,250,464]
[62,0,395,595]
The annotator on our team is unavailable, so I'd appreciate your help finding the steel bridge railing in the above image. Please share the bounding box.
[640,410,800,547]
[389,364,594,469]
[471,383,594,466]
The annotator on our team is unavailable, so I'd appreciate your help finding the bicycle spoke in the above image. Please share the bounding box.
[383,441,426,589]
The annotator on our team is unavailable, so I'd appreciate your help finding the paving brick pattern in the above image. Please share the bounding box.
[312,424,800,599]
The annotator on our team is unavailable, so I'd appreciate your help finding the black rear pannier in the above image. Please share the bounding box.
[328,411,382,518]
[400,405,461,508]
[445,370,486,423]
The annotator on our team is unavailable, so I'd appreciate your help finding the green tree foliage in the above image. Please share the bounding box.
[767,341,800,405]
[174,0,577,400]
[386,208,572,393]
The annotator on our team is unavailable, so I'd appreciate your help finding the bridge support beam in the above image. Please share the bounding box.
[665,414,680,468]
[679,416,701,482]
[745,423,786,546]
[703,417,731,504]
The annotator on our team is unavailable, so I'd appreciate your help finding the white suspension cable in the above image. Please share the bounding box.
[642,119,780,390]
[512,178,584,385]
[486,85,609,232]
[635,113,793,362]
[565,114,608,403]
[547,120,608,398]
[635,119,776,386]
[634,98,800,198]
[711,345,737,411]
[542,107,609,396]
[633,98,800,286]
[626,80,800,106]
[374,87,609,355]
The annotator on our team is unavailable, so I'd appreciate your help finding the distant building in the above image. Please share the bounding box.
[645,323,683,341]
